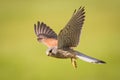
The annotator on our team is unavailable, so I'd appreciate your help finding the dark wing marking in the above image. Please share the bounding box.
[58,7,85,49]
[34,21,57,47]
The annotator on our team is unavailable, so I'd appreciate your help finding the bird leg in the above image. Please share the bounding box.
[71,58,77,68]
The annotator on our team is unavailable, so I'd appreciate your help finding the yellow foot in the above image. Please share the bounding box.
[71,58,77,69]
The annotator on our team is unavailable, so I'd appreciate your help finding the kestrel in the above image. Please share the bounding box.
[34,7,106,68]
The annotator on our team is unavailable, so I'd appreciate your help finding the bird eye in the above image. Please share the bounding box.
[49,49,52,53]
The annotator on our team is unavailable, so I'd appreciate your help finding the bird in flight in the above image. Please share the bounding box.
[34,7,106,68]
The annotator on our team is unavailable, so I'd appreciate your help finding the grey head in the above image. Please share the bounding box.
[46,47,58,57]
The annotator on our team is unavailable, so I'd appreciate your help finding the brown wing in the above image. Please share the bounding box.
[58,7,85,49]
[34,21,57,48]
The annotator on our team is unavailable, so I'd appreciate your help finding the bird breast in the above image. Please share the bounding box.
[50,49,76,59]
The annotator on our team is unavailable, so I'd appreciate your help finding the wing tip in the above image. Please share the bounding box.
[79,6,85,10]
[34,23,37,35]
[37,21,41,27]
[34,21,41,36]
[73,6,85,15]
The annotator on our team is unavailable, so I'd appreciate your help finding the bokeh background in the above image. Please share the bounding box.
[0,0,120,80]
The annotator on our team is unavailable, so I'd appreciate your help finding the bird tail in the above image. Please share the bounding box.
[75,51,106,64]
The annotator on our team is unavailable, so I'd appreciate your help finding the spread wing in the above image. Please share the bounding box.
[34,21,57,48]
[58,7,85,49]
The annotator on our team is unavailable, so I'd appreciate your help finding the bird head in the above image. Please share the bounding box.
[46,48,52,56]
[46,47,57,56]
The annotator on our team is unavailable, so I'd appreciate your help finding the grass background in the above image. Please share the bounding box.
[0,0,120,80]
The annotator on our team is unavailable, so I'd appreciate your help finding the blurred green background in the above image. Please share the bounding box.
[0,0,120,80]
